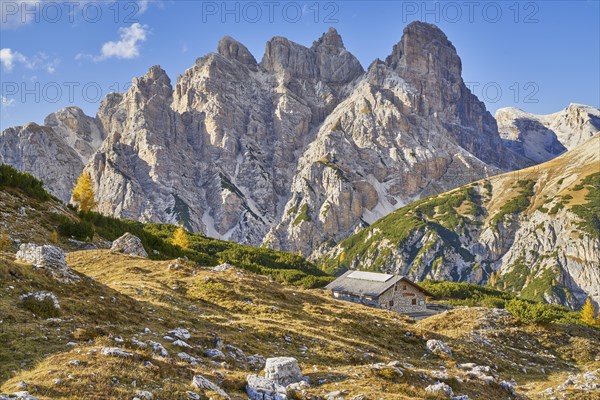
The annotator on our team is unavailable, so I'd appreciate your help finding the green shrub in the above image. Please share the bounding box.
[505,298,566,324]
[481,297,506,309]
[548,203,564,215]
[22,296,60,318]
[0,164,52,201]
[421,280,512,301]
[491,180,535,226]
[293,204,311,226]
[570,173,600,238]
[58,220,94,241]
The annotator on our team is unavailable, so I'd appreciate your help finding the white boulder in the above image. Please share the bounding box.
[16,243,79,283]
[426,339,452,355]
[111,233,148,257]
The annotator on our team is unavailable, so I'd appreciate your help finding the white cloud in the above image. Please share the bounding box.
[137,0,150,14]
[0,48,59,73]
[0,48,28,72]
[1,96,16,110]
[100,23,148,59]
[78,23,149,62]
[1,0,41,30]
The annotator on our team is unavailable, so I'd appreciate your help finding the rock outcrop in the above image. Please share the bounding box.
[263,357,304,386]
[20,291,60,311]
[111,233,148,257]
[427,339,452,355]
[191,375,230,399]
[246,357,305,400]
[0,107,104,202]
[16,243,79,283]
[497,103,600,164]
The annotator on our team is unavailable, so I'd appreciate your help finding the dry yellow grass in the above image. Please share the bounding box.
[1,250,599,399]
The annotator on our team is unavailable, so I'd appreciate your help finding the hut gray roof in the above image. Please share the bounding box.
[324,270,433,298]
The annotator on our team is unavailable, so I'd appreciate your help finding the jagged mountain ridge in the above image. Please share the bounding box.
[497,103,600,164]
[319,133,600,309]
[0,107,104,202]
[265,22,529,256]
[88,27,365,244]
[1,22,598,259]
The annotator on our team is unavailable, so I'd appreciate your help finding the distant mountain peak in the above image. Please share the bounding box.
[217,35,258,67]
[311,27,345,50]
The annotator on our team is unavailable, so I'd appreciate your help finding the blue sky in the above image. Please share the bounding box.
[1,0,599,130]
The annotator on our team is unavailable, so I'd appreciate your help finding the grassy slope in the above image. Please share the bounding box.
[1,251,599,399]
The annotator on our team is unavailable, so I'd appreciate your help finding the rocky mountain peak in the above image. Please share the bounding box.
[311,27,344,50]
[385,20,461,83]
[497,103,600,164]
[261,30,363,84]
[133,65,172,92]
[260,36,318,79]
[217,36,258,67]
[44,107,98,137]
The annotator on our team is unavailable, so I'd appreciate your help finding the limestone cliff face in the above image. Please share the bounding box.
[496,104,600,164]
[0,107,104,202]
[385,22,523,170]
[265,22,523,256]
[88,30,363,244]
[319,134,600,309]
[88,22,522,251]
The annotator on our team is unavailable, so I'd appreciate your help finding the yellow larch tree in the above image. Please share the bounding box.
[0,230,11,252]
[171,227,189,249]
[50,230,59,244]
[72,172,96,212]
[581,297,597,325]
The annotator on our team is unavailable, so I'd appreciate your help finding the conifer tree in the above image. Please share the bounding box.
[172,227,189,249]
[0,230,10,252]
[581,297,597,325]
[72,172,96,212]
[488,271,498,287]
[50,230,59,244]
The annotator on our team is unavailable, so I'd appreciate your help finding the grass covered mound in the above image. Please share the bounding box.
[570,172,600,238]
[421,280,584,325]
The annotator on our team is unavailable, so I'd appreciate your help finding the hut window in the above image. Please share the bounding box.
[389,300,394,307]
[411,298,417,305]
[402,284,407,290]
